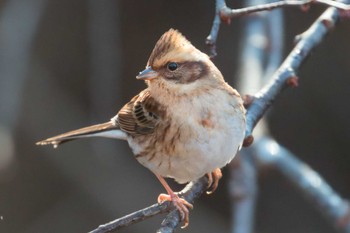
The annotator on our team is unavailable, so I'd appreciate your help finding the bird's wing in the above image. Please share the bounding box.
[36,121,126,147]
[36,90,163,147]
[116,90,164,136]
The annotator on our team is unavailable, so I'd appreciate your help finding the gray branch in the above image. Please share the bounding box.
[230,0,284,231]
[89,177,208,233]
[255,137,350,231]
[89,0,349,232]
[221,0,350,20]
[245,4,344,137]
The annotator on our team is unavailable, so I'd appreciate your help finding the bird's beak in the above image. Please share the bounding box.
[136,66,159,80]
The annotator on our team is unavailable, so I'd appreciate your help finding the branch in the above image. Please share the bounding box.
[230,0,285,231]
[91,1,348,232]
[156,177,208,233]
[244,4,344,137]
[207,0,350,57]
[89,203,171,233]
[206,0,226,58]
[221,0,350,20]
[254,137,350,231]
[229,150,258,233]
[89,177,208,233]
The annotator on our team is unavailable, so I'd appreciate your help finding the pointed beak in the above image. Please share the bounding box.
[136,66,159,80]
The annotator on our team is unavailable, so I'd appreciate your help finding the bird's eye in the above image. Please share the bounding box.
[167,62,178,71]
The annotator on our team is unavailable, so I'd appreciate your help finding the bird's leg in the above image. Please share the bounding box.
[155,174,193,228]
[206,168,222,194]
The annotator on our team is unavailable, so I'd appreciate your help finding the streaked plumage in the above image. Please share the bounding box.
[37,29,246,228]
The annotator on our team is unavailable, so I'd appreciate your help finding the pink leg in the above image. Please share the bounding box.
[155,174,193,228]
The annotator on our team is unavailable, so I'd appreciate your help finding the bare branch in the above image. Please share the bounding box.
[157,177,208,232]
[229,152,258,233]
[89,177,208,233]
[245,5,344,137]
[230,0,285,231]
[89,203,171,233]
[206,0,226,58]
[91,1,348,232]
[255,137,350,231]
[207,0,349,58]
[221,0,350,20]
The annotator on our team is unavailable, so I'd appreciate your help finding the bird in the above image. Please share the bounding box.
[36,29,246,228]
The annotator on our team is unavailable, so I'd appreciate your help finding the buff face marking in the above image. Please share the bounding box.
[37,29,246,228]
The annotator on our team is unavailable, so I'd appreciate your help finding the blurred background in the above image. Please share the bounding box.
[0,0,349,232]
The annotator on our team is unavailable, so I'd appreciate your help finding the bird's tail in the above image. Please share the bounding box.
[36,121,127,148]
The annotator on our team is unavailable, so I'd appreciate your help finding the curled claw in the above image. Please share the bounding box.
[158,193,193,228]
[206,168,222,194]
[155,174,193,228]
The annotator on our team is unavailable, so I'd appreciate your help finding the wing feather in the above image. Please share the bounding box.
[36,89,165,147]
[116,90,165,136]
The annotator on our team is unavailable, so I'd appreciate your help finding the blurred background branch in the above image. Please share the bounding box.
[0,1,349,233]
[88,0,350,232]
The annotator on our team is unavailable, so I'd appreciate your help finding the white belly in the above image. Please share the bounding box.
[128,90,245,184]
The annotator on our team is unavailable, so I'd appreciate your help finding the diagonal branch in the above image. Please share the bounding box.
[90,1,348,232]
[244,4,345,137]
[156,177,208,233]
[89,202,171,233]
[254,137,350,231]
[89,177,208,233]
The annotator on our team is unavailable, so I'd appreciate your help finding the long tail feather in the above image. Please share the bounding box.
[36,121,127,148]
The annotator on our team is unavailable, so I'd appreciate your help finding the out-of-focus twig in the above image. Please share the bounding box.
[90,1,349,232]
[229,151,258,233]
[254,137,350,232]
[230,0,284,231]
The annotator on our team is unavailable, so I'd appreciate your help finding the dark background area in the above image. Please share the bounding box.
[0,0,349,232]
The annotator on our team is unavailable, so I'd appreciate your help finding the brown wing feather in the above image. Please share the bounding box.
[116,90,165,136]
[36,121,119,147]
[36,90,165,147]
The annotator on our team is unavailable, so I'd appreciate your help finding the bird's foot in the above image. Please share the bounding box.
[158,192,193,228]
[206,168,222,194]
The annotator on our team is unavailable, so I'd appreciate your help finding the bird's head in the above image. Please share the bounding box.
[137,29,224,98]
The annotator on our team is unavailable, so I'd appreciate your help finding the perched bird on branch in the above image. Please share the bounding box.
[37,29,246,228]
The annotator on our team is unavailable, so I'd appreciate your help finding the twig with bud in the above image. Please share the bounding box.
[89,0,349,232]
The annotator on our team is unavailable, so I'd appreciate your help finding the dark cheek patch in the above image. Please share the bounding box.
[160,61,208,83]
[183,61,208,83]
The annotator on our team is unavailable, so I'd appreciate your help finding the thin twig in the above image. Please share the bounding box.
[91,1,348,232]
[157,177,208,233]
[221,0,350,20]
[207,0,349,58]
[245,4,344,137]
[206,0,226,58]
[89,177,208,233]
[230,0,284,231]
[89,202,171,233]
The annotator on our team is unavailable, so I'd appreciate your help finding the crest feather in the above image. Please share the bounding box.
[147,29,192,66]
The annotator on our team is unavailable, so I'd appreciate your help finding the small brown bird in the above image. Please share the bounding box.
[37,29,246,228]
